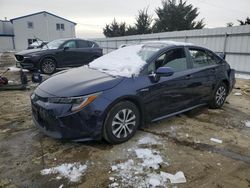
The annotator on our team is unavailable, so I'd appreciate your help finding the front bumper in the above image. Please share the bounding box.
[31,92,111,140]
[16,57,39,70]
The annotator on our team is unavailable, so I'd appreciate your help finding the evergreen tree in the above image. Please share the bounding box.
[226,22,234,27]
[103,19,126,37]
[102,1,205,37]
[153,0,205,32]
[238,17,250,25]
[135,8,153,34]
[125,26,137,36]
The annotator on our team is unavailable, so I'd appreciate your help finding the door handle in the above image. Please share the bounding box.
[185,75,193,79]
[140,88,149,92]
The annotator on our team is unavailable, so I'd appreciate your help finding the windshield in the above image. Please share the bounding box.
[89,44,161,77]
[42,39,66,49]
[30,41,43,47]
[138,45,163,61]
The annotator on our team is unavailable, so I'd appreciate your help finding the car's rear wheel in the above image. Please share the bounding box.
[103,101,140,144]
[210,82,228,109]
[40,58,56,74]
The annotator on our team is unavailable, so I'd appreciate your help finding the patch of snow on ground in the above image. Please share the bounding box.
[245,121,250,128]
[41,162,87,182]
[234,92,242,96]
[135,148,163,169]
[110,159,145,187]
[147,174,162,187]
[236,73,250,80]
[109,134,171,187]
[6,50,16,53]
[109,182,119,187]
[160,171,187,184]
[89,45,146,77]
[210,138,223,144]
[137,134,159,145]
[8,66,29,72]
[146,171,187,186]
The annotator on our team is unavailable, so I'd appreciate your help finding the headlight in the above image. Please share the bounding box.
[31,93,35,100]
[48,92,102,112]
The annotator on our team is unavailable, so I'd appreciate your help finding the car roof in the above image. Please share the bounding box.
[53,38,95,42]
[141,40,193,48]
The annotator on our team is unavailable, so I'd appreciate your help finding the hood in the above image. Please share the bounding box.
[36,66,124,97]
[16,48,47,56]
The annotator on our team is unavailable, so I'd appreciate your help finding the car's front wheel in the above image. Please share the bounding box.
[103,101,140,144]
[40,58,56,74]
[210,82,228,109]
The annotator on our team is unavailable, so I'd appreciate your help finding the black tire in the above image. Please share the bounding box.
[40,58,56,74]
[210,82,228,109]
[103,101,140,144]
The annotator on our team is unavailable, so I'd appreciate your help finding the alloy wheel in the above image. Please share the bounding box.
[111,109,136,139]
[42,59,55,74]
[215,86,226,106]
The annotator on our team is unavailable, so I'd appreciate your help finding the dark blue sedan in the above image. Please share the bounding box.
[31,41,235,144]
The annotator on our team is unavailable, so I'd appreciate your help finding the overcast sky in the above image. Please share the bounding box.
[0,0,249,38]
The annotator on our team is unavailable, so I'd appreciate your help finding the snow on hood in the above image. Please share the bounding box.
[89,45,146,77]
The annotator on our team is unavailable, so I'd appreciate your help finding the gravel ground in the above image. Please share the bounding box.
[0,54,250,188]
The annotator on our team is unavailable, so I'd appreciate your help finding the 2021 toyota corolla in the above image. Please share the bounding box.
[31,41,235,144]
[15,38,102,74]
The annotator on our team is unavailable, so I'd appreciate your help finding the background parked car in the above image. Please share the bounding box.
[15,38,103,74]
[27,40,49,50]
[31,41,235,144]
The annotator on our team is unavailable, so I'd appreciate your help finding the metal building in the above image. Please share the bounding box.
[0,11,77,51]
[0,20,15,51]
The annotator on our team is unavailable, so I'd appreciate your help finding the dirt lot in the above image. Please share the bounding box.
[0,53,250,188]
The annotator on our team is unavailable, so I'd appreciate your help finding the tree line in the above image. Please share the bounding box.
[103,0,204,37]
[103,0,250,38]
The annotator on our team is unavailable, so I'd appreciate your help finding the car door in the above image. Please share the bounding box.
[205,50,225,88]
[57,40,80,67]
[186,47,220,105]
[76,40,95,64]
[139,47,195,121]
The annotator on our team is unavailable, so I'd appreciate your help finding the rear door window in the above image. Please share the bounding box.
[189,48,220,68]
[89,41,99,47]
[78,40,90,48]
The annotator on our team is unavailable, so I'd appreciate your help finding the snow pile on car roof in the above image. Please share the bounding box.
[89,45,146,77]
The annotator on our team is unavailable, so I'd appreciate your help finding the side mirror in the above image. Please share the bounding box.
[216,52,226,60]
[63,46,69,51]
[155,67,174,77]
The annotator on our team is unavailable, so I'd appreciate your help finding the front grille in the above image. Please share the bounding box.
[15,55,24,62]
[32,103,59,132]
